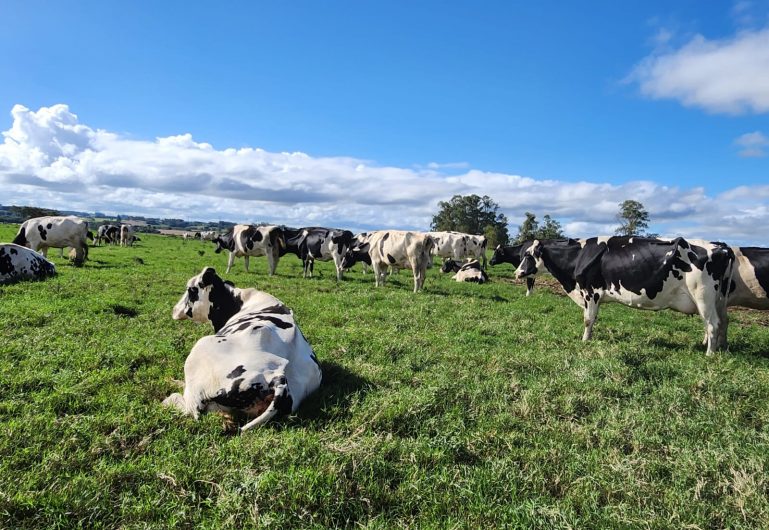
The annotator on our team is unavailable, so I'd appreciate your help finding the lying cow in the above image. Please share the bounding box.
[514,237,735,354]
[282,227,355,280]
[441,259,489,283]
[489,242,536,295]
[428,231,488,269]
[163,267,322,430]
[95,224,120,246]
[212,224,284,275]
[342,230,434,293]
[0,244,57,285]
[13,215,89,266]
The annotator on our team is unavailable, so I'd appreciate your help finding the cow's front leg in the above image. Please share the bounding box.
[526,278,535,297]
[582,292,601,341]
[162,392,187,413]
[226,252,236,273]
[243,255,250,273]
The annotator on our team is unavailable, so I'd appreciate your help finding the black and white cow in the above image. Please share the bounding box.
[163,267,322,430]
[95,224,120,246]
[725,246,769,310]
[440,259,489,283]
[120,224,136,247]
[348,230,434,293]
[212,224,284,275]
[514,237,735,354]
[0,244,56,285]
[13,215,89,266]
[428,231,488,269]
[282,227,355,280]
[489,242,536,295]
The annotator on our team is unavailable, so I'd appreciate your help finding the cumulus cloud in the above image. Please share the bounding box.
[628,26,769,114]
[734,131,769,157]
[2,104,769,245]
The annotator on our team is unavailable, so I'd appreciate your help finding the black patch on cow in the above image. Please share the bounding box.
[252,229,264,242]
[740,247,769,297]
[46,223,52,229]
[37,225,47,241]
[273,387,293,416]
[226,365,247,379]
[211,379,269,409]
[258,315,293,329]
[387,253,396,264]
[382,232,389,241]
[12,227,27,247]
[201,270,244,332]
[0,247,15,276]
[260,304,291,315]
[185,307,193,317]
[187,286,199,303]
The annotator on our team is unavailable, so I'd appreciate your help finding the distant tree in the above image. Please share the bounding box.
[536,214,565,240]
[431,194,509,246]
[9,205,60,220]
[515,212,539,243]
[615,200,650,236]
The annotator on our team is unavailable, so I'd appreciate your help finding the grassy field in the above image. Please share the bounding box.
[2,223,769,528]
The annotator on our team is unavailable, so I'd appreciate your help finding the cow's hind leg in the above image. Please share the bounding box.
[243,255,250,273]
[226,252,235,273]
[582,294,601,341]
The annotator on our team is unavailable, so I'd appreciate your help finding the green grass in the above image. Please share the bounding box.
[2,223,769,528]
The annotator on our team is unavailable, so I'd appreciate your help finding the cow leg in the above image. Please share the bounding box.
[226,252,235,273]
[526,278,535,297]
[162,392,187,413]
[696,297,728,355]
[243,255,250,273]
[333,255,344,281]
[582,295,601,341]
[372,262,384,287]
[303,259,309,279]
[59,248,64,258]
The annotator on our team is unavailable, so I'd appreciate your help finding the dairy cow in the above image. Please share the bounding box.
[95,224,120,246]
[282,227,355,280]
[120,224,136,247]
[0,244,56,285]
[440,259,489,283]
[428,231,488,268]
[163,267,322,430]
[724,246,769,310]
[13,215,89,266]
[489,242,536,295]
[514,237,735,354]
[212,224,284,275]
[343,230,434,293]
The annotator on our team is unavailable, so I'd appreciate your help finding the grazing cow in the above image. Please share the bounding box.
[428,231,488,269]
[489,242,536,295]
[0,244,56,285]
[212,224,284,275]
[12,215,89,266]
[441,259,489,283]
[163,267,322,430]
[95,224,120,246]
[199,231,217,241]
[514,237,735,354]
[342,233,373,273]
[120,224,136,247]
[352,230,434,293]
[282,227,355,280]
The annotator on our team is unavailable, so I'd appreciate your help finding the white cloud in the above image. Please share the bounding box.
[628,26,769,114]
[734,131,769,157]
[2,104,769,245]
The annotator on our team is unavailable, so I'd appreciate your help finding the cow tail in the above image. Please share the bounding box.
[12,227,26,246]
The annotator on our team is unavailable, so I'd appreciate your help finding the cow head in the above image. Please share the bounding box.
[515,240,544,279]
[173,267,242,331]
[489,245,505,266]
[212,234,234,254]
[441,259,461,273]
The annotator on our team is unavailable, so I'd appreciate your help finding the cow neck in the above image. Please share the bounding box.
[208,283,244,333]
[541,243,582,293]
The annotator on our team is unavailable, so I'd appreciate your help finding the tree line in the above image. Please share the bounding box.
[431,195,653,246]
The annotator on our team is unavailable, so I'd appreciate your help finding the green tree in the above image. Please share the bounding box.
[536,214,564,239]
[9,205,60,221]
[515,212,539,243]
[615,200,651,236]
[431,194,509,246]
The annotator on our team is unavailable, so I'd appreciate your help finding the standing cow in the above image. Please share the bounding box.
[212,224,284,275]
[282,227,355,280]
[95,224,120,246]
[0,244,57,285]
[120,224,136,246]
[428,231,488,269]
[12,215,89,266]
[514,237,735,354]
[163,267,322,430]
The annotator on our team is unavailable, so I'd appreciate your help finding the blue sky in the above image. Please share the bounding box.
[1,1,768,243]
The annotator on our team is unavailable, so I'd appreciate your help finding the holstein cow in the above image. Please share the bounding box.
[441,259,489,283]
[163,267,322,430]
[0,244,56,285]
[282,227,355,280]
[120,224,136,247]
[200,231,218,241]
[726,246,769,310]
[514,237,735,354]
[345,230,434,293]
[428,231,488,269]
[13,215,89,266]
[489,242,536,295]
[343,233,372,274]
[95,224,120,246]
[212,224,284,275]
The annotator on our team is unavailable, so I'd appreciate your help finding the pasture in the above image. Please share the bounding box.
[2,224,769,529]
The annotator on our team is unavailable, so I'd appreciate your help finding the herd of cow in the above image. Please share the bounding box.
[2,215,769,432]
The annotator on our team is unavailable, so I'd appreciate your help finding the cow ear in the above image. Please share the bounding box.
[201,267,217,286]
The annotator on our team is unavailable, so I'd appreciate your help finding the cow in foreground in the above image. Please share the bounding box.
[0,244,56,285]
[441,259,489,283]
[163,267,322,430]
[282,227,355,280]
[212,224,284,275]
[344,230,434,293]
[13,215,89,266]
[514,237,735,354]
[428,231,488,269]
[489,242,536,295]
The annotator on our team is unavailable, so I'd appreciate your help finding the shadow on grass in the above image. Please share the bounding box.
[295,360,370,425]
